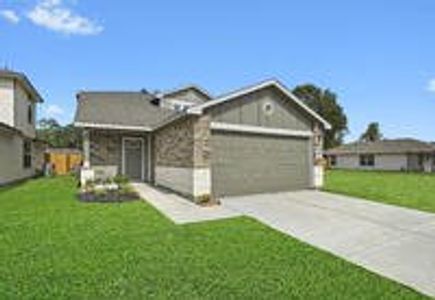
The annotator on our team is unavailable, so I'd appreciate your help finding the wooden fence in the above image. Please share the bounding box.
[45,149,82,175]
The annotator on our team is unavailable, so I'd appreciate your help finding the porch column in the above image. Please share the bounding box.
[83,129,90,168]
[313,122,325,189]
[423,154,433,173]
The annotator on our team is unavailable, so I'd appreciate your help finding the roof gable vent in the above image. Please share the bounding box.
[150,97,160,106]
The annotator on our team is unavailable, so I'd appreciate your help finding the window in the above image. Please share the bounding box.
[169,99,194,113]
[314,135,322,146]
[28,104,33,124]
[173,103,181,112]
[263,102,274,116]
[173,103,191,112]
[23,140,32,169]
[418,154,425,167]
[330,155,337,166]
[359,154,375,167]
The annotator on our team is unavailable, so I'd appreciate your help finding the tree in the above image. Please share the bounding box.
[38,118,61,130]
[360,122,382,142]
[292,84,348,149]
[37,118,82,148]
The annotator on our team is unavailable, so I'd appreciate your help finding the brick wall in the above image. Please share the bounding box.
[90,130,122,167]
[154,115,210,168]
[153,115,211,198]
[313,122,324,160]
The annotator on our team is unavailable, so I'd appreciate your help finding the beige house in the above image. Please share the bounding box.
[325,139,435,173]
[74,80,331,200]
[0,70,45,185]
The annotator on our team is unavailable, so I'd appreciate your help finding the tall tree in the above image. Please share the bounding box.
[292,84,348,149]
[37,118,82,148]
[38,118,61,130]
[360,122,382,142]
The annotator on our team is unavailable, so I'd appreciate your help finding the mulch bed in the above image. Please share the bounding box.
[78,191,140,203]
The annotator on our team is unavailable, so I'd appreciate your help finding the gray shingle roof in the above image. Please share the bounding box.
[74,91,177,129]
[0,70,44,103]
[0,122,21,135]
[325,139,435,155]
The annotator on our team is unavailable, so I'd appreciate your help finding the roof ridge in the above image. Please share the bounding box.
[77,90,149,95]
[326,138,435,155]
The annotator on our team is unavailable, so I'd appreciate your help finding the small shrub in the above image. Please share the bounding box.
[120,184,135,194]
[104,177,115,185]
[195,194,217,206]
[113,175,129,185]
[84,180,95,190]
[94,188,108,197]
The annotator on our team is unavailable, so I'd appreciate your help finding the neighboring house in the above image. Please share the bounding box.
[0,70,45,185]
[74,80,331,200]
[325,139,435,173]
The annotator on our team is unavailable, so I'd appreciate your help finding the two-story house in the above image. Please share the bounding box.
[74,80,330,200]
[0,70,45,185]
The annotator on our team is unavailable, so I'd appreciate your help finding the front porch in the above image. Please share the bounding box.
[81,128,152,185]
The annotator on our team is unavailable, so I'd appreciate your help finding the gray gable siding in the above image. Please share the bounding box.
[208,86,312,131]
[164,89,209,105]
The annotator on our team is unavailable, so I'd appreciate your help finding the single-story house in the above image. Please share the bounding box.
[325,139,435,172]
[74,79,331,200]
[0,70,46,185]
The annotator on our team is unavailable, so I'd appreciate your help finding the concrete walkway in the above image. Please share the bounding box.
[222,191,435,297]
[132,183,241,224]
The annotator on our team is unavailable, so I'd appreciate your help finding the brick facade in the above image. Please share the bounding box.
[154,115,210,169]
[89,129,148,170]
[193,115,211,168]
[90,130,122,167]
[313,122,324,160]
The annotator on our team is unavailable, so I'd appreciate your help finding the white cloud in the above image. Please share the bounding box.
[0,9,20,24]
[428,79,435,93]
[27,0,103,35]
[44,104,65,117]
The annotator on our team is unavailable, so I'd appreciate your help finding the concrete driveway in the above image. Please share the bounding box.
[221,191,435,297]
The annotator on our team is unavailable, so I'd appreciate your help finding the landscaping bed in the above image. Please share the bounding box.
[79,190,139,203]
[78,175,140,203]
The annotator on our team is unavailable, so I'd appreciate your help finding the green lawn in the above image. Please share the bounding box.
[0,177,427,299]
[325,169,435,213]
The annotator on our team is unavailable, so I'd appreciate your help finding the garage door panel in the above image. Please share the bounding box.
[211,131,311,197]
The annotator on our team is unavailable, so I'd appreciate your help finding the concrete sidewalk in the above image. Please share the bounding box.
[132,183,241,224]
[222,191,435,297]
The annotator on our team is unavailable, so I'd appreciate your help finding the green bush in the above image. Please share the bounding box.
[195,194,212,205]
[113,175,129,185]
[119,183,137,195]
[84,180,95,189]
[94,188,108,197]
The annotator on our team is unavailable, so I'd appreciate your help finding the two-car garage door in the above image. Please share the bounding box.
[211,131,311,197]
